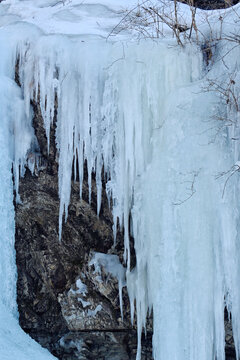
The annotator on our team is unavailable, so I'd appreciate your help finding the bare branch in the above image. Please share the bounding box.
[173,170,200,206]
[216,163,240,198]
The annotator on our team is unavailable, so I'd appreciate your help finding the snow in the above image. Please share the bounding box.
[0,0,138,37]
[89,252,126,317]
[68,278,88,297]
[76,278,88,295]
[87,304,102,317]
[79,298,91,308]
[1,0,240,360]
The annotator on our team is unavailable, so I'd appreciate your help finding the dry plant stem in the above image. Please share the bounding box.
[173,170,200,206]
[143,4,185,44]
[174,0,181,44]
[188,0,198,42]
[204,76,239,112]
[107,0,189,44]
[216,164,240,198]
[106,0,150,39]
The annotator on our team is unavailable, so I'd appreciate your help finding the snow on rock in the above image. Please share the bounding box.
[76,278,88,295]
[58,275,107,330]
[68,278,88,297]
[89,252,126,318]
[87,304,103,317]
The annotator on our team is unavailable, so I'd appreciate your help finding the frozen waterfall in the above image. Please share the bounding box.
[0,26,56,360]
[1,1,240,360]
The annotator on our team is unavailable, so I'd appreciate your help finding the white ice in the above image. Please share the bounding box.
[0,30,56,360]
[89,252,126,317]
[1,1,240,360]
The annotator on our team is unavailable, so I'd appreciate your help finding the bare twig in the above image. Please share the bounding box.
[216,163,240,197]
[173,170,200,205]
[103,43,125,70]
[203,75,240,112]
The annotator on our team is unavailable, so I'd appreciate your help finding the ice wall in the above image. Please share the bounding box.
[1,6,240,360]
[0,25,56,360]
[16,34,201,265]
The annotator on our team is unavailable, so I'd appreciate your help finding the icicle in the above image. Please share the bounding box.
[5,17,240,360]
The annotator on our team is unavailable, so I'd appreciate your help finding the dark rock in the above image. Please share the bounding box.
[178,0,239,10]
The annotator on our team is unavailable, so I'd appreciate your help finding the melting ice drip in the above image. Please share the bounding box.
[1,20,240,360]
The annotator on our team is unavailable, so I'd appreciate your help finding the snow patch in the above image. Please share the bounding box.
[87,304,102,317]
[89,252,126,318]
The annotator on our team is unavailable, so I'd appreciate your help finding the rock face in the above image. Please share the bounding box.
[15,100,153,360]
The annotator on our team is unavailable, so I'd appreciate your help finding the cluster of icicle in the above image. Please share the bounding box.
[7,25,240,360]
[17,34,199,261]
